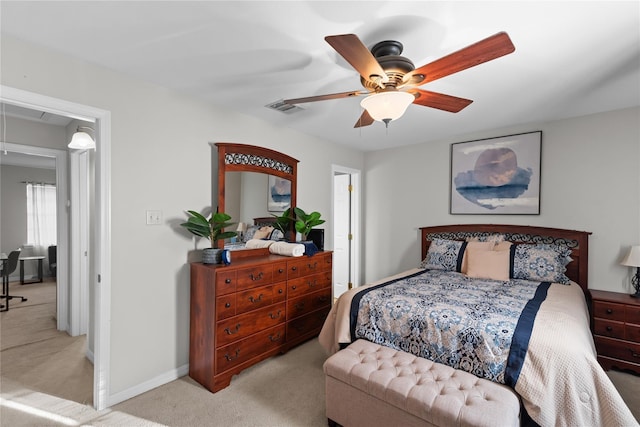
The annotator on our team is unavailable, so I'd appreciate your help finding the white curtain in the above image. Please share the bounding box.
[26,183,57,250]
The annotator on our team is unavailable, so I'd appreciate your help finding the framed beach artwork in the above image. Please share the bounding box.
[450,131,541,214]
[267,175,291,212]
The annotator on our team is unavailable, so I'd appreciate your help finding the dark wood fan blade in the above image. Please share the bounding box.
[325,34,388,84]
[408,89,473,113]
[284,90,365,105]
[406,32,515,85]
[354,110,374,128]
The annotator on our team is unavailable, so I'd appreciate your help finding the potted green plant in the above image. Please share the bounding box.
[271,208,295,241]
[180,211,237,264]
[293,207,325,241]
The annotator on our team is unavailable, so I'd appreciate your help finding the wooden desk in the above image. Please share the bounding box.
[19,256,45,285]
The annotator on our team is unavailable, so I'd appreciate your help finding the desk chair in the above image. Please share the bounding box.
[1,249,27,312]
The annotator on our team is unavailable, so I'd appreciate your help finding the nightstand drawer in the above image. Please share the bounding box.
[595,336,640,364]
[627,324,640,342]
[593,319,625,339]
[593,301,626,321]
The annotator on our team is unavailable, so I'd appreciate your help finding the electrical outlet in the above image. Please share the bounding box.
[146,210,162,225]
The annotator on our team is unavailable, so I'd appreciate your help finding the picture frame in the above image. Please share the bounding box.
[267,175,291,212]
[450,131,541,215]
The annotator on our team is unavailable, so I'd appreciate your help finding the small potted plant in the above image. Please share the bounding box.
[293,207,325,241]
[180,211,237,264]
[271,208,295,241]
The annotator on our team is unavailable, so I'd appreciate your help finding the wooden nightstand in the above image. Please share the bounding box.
[591,289,640,375]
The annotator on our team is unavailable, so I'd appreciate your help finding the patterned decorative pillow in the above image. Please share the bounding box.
[420,238,466,272]
[511,244,572,284]
[243,225,259,242]
[270,229,284,240]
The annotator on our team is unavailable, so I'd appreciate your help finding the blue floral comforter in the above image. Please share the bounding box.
[348,269,549,384]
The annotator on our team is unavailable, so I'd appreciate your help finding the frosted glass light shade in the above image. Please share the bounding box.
[621,245,640,267]
[360,91,414,123]
[68,131,96,150]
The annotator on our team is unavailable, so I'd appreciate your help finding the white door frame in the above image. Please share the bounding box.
[1,85,112,410]
[331,165,361,289]
[1,142,69,330]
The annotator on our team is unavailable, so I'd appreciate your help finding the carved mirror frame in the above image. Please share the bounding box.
[215,142,298,248]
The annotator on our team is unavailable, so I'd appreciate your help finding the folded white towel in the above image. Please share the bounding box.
[245,239,275,249]
[269,241,305,257]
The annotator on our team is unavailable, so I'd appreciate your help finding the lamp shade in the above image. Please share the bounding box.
[236,222,247,233]
[68,131,96,150]
[621,245,640,267]
[360,90,414,123]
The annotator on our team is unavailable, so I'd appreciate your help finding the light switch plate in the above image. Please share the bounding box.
[146,210,162,225]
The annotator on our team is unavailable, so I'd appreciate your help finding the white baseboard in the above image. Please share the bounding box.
[106,364,190,407]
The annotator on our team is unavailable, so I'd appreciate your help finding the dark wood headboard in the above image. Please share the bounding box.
[419,224,592,295]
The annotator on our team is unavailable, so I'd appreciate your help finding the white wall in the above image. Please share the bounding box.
[364,107,640,293]
[1,35,364,400]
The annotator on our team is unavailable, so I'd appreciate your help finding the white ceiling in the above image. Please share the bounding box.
[1,1,639,152]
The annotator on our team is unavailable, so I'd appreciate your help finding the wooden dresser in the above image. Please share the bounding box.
[189,250,333,392]
[591,289,640,375]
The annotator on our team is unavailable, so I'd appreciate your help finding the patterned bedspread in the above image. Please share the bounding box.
[319,268,638,426]
[349,269,546,384]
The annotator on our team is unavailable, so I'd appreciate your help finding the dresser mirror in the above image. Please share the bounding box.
[215,143,298,249]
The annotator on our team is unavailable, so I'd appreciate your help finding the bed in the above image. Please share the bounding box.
[319,224,637,427]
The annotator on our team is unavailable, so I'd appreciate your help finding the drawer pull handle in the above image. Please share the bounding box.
[308,262,318,269]
[269,310,282,320]
[308,280,317,288]
[249,272,264,281]
[295,302,305,311]
[318,296,329,303]
[224,349,240,362]
[291,285,297,290]
[278,289,283,294]
[225,278,232,284]
[278,268,284,273]
[291,266,297,271]
[224,323,241,335]
[269,333,282,342]
[248,294,263,303]
[606,308,613,314]
[605,326,612,332]
[225,302,231,308]
[631,350,640,359]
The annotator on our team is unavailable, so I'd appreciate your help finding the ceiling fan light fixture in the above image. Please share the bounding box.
[360,91,414,125]
[68,126,96,150]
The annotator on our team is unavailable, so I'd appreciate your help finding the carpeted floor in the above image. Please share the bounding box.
[1,280,639,426]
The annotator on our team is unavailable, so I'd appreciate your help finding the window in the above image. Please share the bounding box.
[26,183,57,247]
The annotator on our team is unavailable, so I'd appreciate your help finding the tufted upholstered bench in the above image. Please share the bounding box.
[323,339,520,427]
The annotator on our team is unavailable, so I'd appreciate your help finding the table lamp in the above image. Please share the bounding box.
[621,245,640,297]
[236,222,247,241]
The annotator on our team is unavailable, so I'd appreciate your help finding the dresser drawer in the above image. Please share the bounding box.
[595,335,640,364]
[288,271,331,299]
[593,301,626,322]
[287,306,331,342]
[236,282,286,315]
[215,270,236,295]
[593,318,625,339]
[216,302,286,347]
[215,324,286,374]
[287,287,332,320]
[236,265,274,290]
[216,294,236,320]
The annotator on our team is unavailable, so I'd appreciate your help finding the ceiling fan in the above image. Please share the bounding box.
[284,32,515,128]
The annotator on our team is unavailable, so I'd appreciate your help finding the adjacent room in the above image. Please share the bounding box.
[1,1,638,426]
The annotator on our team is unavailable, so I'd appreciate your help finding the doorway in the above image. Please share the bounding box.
[1,85,111,410]
[332,165,360,299]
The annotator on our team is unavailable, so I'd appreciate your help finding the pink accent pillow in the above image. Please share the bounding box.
[460,241,495,274]
[465,249,511,281]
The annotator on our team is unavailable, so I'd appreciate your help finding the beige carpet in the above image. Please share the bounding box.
[1,280,638,426]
